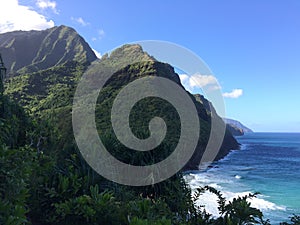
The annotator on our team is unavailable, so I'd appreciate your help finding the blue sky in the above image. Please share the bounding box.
[1,0,300,132]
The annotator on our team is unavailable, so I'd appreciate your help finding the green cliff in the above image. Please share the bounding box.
[0,25,97,76]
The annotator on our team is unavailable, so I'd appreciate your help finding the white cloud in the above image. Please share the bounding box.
[179,73,243,99]
[189,74,218,88]
[179,74,189,83]
[36,0,57,13]
[179,74,192,92]
[179,73,220,92]
[0,0,54,33]
[71,17,90,26]
[223,89,243,98]
[92,48,101,59]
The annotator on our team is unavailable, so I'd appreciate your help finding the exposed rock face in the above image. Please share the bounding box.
[226,124,245,136]
[0,25,97,76]
[224,118,253,136]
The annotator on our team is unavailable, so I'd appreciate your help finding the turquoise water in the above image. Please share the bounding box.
[184,132,300,224]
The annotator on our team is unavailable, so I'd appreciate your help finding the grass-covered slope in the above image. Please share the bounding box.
[5,44,239,170]
[0,25,97,76]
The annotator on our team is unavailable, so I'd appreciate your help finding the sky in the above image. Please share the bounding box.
[0,0,299,132]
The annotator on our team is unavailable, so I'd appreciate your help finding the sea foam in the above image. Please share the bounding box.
[184,172,286,218]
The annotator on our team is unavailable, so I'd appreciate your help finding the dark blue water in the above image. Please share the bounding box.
[185,133,300,224]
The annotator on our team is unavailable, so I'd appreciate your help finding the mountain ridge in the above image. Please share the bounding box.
[224,118,253,136]
[0,25,97,76]
[2,26,239,170]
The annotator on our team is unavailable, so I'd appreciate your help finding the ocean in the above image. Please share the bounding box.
[184,132,300,224]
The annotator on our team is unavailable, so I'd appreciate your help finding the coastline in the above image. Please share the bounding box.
[183,133,300,224]
[183,129,241,171]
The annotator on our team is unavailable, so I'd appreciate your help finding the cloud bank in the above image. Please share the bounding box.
[0,0,55,33]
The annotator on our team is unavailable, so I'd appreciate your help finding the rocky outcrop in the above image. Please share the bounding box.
[224,118,253,136]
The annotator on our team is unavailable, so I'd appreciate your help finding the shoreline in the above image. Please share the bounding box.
[183,143,243,176]
[183,134,300,224]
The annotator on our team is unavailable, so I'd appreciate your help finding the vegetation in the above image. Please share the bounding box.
[0,44,298,224]
[0,25,97,75]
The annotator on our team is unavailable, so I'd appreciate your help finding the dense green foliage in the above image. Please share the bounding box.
[0,94,34,224]
[0,94,30,148]
[0,44,298,224]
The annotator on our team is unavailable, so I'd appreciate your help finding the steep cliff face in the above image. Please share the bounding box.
[226,124,244,136]
[224,118,253,136]
[2,26,239,171]
[0,25,97,76]
[87,44,240,170]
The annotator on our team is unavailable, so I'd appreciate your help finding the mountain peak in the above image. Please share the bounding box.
[102,44,155,63]
[0,25,97,76]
